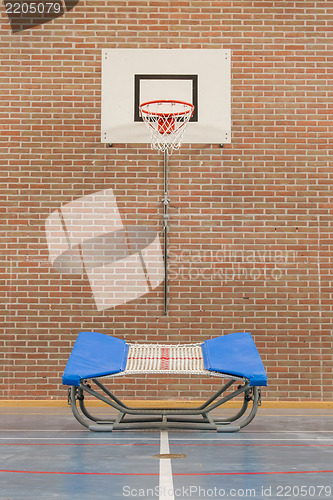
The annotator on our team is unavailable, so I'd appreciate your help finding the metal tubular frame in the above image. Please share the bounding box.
[68,376,261,433]
[163,149,169,315]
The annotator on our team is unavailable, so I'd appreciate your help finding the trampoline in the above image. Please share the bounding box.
[63,331,267,433]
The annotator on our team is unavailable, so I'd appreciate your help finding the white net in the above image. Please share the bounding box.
[139,100,194,153]
[125,343,205,374]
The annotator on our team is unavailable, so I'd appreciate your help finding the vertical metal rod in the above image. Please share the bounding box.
[163,149,169,315]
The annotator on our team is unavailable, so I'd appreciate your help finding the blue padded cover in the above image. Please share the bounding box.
[62,332,129,386]
[202,332,267,386]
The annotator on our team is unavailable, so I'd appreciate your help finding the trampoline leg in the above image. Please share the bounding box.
[238,387,261,429]
[68,387,91,429]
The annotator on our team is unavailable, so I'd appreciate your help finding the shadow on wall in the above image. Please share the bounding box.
[4,0,80,33]
[45,188,164,311]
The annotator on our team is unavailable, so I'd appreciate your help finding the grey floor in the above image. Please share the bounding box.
[0,406,332,499]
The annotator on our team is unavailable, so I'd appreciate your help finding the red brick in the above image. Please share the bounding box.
[0,0,332,401]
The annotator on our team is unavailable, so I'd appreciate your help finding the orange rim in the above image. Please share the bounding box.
[139,100,194,119]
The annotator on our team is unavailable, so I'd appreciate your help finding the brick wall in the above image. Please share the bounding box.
[1,0,332,401]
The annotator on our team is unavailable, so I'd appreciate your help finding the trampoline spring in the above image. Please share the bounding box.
[245,388,253,402]
[75,387,85,401]
[258,389,262,407]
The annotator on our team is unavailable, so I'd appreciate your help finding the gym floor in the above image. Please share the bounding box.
[0,406,332,500]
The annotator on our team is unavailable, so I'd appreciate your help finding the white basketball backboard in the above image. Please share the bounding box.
[101,49,231,145]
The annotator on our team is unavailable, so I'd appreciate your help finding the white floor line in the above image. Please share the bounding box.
[0,437,332,442]
[1,429,333,434]
[159,431,175,500]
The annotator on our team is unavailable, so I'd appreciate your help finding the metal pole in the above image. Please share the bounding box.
[163,149,169,315]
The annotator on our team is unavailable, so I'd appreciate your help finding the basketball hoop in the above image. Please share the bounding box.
[139,100,194,153]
